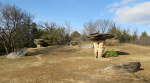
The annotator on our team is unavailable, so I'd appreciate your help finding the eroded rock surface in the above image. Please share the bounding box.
[105,62,142,73]
[100,62,147,83]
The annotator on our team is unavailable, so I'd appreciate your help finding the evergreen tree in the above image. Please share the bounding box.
[140,31,148,39]
[71,31,81,40]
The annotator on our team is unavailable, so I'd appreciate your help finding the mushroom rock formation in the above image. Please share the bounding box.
[87,33,114,58]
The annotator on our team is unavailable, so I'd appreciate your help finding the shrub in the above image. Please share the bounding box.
[103,49,118,58]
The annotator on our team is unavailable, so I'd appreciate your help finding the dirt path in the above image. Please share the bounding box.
[32,55,44,66]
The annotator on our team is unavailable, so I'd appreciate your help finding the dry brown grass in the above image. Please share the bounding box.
[0,44,150,83]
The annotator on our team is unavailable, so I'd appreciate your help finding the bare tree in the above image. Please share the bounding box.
[95,19,113,33]
[84,21,98,35]
[0,4,34,54]
[0,27,9,54]
[84,19,113,35]
[64,21,72,36]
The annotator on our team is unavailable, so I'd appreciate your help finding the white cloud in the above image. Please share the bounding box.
[108,0,138,13]
[114,1,150,25]
[108,0,137,8]
[121,0,137,5]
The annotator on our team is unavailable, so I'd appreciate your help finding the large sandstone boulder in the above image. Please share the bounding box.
[88,33,114,41]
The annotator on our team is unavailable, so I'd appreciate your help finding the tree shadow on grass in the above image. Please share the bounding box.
[117,51,130,56]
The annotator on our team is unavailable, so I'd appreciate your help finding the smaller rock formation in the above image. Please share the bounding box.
[100,62,146,83]
[34,39,48,48]
[70,41,79,46]
[6,48,28,59]
[104,62,142,73]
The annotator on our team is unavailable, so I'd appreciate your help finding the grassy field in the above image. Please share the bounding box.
[1,44,150,83]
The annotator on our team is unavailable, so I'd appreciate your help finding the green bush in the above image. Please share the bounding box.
[103,50,118,58]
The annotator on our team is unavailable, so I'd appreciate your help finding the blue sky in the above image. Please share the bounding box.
[0,0,150,34]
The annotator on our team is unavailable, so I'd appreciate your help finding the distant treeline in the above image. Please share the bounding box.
[108,25,150,46]
[0,3,149,55]
[83,20,150,45]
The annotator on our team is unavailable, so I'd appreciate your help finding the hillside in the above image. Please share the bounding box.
[0,44,150,83]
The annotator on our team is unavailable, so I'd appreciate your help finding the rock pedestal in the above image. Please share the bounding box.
[93,41,104,58]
